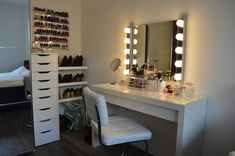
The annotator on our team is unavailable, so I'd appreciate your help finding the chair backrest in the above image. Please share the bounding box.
[83,87,109,126]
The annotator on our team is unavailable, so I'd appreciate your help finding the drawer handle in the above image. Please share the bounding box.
[40,119,51,122]
[38,54,49,57]
[38,96,50,99]
[38,71,50,74]
[38,63,50,65]
[38,88,50,91]
[40,130,52,134]
[38,80,50,82]
[39,107,51,111]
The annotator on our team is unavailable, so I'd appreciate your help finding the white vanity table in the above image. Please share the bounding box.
[92,83,207,156]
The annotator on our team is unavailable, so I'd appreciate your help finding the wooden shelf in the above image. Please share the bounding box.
[58,96,82,103]
[58,66,88,70]
[58,81,88,87]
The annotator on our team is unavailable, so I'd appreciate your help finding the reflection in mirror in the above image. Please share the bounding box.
[0,0,33,155]
[134,21,175,72]
[132,19,185,81]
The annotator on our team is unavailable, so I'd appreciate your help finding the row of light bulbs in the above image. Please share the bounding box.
[174,19,184,81]
[123,26,138,75]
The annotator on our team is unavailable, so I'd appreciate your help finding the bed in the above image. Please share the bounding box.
[0,66,30,106]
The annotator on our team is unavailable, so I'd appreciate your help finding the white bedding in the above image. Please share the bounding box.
[0,66,30,88]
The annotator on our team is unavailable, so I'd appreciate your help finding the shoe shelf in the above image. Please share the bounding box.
[58,96,83,103]
[58,81,88,87]
[58,66,88,71]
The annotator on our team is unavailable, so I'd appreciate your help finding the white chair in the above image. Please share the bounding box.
[83,87,152,156]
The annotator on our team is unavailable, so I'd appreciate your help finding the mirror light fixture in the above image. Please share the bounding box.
[174,18,185,81]
[124,69,129,75]
[124,59,130,65]
[175,60,182,67]
[133,49,137,55]
[124,48,130,54]
[176,33,183,41]
[133,59,137,65]
[123,25,138,76]
[175,47,183,54]
[176,19,184,28]
[124,38,131,44]
[174,73,182,81]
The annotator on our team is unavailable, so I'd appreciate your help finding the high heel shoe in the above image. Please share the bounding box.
[72,73,80,82]
[60,56,68,66]
[78,55,83,66]
[72,55,79,66]
[58,74,62,83]
[66,55,73,66]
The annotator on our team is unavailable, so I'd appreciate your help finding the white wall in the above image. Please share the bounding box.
[0,2,27,72]
[82,0,235,155]
[31,0,81,56]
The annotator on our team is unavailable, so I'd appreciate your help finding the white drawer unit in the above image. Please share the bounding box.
[31,53,60,146]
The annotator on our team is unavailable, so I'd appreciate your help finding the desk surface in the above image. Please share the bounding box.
[92,83,206,110]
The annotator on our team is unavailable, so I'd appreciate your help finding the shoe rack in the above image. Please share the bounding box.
[58,55,88,103]
[32,7,69,50]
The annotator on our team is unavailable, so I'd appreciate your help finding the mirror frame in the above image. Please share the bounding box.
[123,17,186,81]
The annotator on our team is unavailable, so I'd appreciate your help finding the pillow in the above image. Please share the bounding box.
[12,66,29,76]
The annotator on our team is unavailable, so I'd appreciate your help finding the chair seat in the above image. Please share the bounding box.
[91,116,152,146]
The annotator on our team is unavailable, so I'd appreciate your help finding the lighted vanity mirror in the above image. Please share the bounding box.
[132,19,184,80]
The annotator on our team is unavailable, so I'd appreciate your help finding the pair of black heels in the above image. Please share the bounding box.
[59,55,83,66]
[58,73,84,83]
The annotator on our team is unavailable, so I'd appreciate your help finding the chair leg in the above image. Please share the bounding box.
[121,144,126,156]
[145,140,149,156]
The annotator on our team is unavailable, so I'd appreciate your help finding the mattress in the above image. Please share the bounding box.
[0,66,29,88]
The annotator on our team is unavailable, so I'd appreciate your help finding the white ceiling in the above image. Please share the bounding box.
[0,0,28,6]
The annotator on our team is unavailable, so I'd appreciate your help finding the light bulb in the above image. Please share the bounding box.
[134,29,138,34]
[124,38,130,44]
[174,73,182,81]
[124,59,130,65]
[133,59,137,65]
[175,47,183,54]
[124,27,131,34]
[175,60,182,67]
[176,19,184,28]
[124,48,130,54]
[176,33,183,41]
[133,49,137,55]
[133,39,138,45]
[124,69,129,75]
